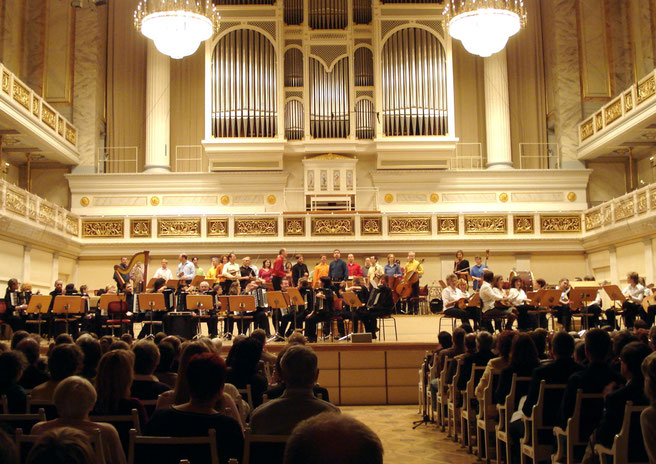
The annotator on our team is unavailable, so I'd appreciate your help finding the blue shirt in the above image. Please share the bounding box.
[470,263,488,290]
[328,259,349,281]
[177,261,196,281]
[384,263,402,277]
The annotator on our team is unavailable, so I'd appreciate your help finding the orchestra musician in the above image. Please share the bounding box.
[340,276,369,334]
[191,257,204,277]
[272,249,287,291]
[222,281,241,339]
[291,255,309,287]
[192,280,219,338]
[363,256,372,280]
[241,280,270,335]
[275,278,314,340]
[453,250,470,280]
[367,256,384,289]
[205,257,221,280]
[153,259,174,281]
[580,275,602,328]
[305,276,334,343]
[176,254,195,284]
[347,254,363,278]
[457,278,482,328]
[470,255,488,291]
[352,275,395,339]
[137,277,171,339]
[312,255,329,288]
[221,253,241,295]
[239,257,257,291]
[507,276,535,331]
[479,271,517,332]
[328,249,348,291]
[619,272,647,329]
[553,278,572,332]
[442,274,471,326]
[384,254,402,279]
[3,278,26,331]
[113,256,131,290]
[404,252,424,315]
[258,259,273,284]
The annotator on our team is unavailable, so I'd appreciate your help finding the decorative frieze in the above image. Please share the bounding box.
[360,217,382,235]
[464,216,507,234]
[1,70,9,93]
[284,218,305,236]
[235,218,278,236]
[513,216,534,234]
[540,215,582,233]
[5,188,26,215]
[65,215,79,236]
[130,219,151,238]
[603,98,622,125]
[580,119,594,141]
[207,218,229,237]
[311,217,354,236]
[585,209,602,231]
[38,204,55,226]
[41,104,57,131]
[437,216,458,234]
[637,75,656,104]
[651,188,656,210]
[614,198,635,221]
[637,192,648,214]
[595,112,603,131]
[12,80,30,110]
[602,206,612,226]
[624,91,633,112]
[158,218,201,237]
[27,199,36,219]
[82,219,124,238]
[388,217,431,235]
[65,123,77,146]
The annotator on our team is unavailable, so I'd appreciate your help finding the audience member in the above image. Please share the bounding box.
[641,352,656,464]
[154,341,178,389]
[54,334,74,345]
[265,343,330,402]
[250,329,277,366]
[0,350,27,413]
[10,330,30,350]
[531,328,549,360]
[31,344,83,401]
[76,335,102,380]
[226,337,268,408]
[16,337,49,389]
[26,427,97,464]
[0,428,17,464]
[31,376,125,464]
[494,333,540,404]
[475,330,516,411]
[130,340,170,401]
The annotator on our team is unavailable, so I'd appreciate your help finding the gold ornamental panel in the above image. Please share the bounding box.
[513,216,534,234]
[388,217,431,235]
[57,117,64,136]
[464,216,507,234]
[614,198,635,221]
[624,92,633,112]
[32,98,40,118]
[637,75,656,105]
[311,217,354,236]
[12,80,30,110]
[637,192,648,214]
[65,124,77,146]
[361,217,382,235]
[5,188,26,215]
[595,112,603,131]
[602,206,612,226]
[207,218,229,237]
[585,209,602,231]
[38,204,55,226]
[65,215,79,236]
[284,218,305,236]
[437,216,458,234]
[235,218,278,236]
[27,199,36,220]
[158,218,201,237]
[651,188,656,210]
[82,219,124,238]
[130,219,151,238]
[603,98,622,125]
[41,104,57,131]
[1,70,9,93]
[580,119,594,141]
[540,215,582,233]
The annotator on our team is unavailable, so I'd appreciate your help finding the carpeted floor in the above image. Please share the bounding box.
[340,405,480,464]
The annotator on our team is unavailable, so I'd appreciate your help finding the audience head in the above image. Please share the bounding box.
[281,345,319,389]
[161,335,181,354]
[250,329,268,349]
[574,341,587,365]
[551,331,575,359]
[585,328,612,363]
[120,333,133,346]
[186,353,227,404]
[476,331,494,352]
[0,350,27,388]
[53,376,97,420]
[642,352,656,405]
[531,329,548,357]
[10,330,29,350]
[48,344,83,382]
[452,328,466,349]
[619,341,652,381]
[16,337,41,365]
[155,341,176,373]
[612,330,638,357]
[229,337,263,375]
[496,331,516,360]
[108,340,130,351]
[288,332,307,345]
[509,333,539,370]
[174,341,211,405]
[464,334,477,354]
[26,427,96,464]
[55,334,74,345]
[95,349,135,412]
[284,413,383,464]
[437,331,452,349]
[132,340,160,376]
[76,335,102,379]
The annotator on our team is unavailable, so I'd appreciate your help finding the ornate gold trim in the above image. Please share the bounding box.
[65,123,77,146]
[57,117,64,136]
[429,193,439,203]
[624,92,633,112]
[12,80,30,110]
[82,219,124,238]
[637,75,656,105]
[464,216,507,234]
[266,194,276,205]
[595,112,603,131]
[220,195,230,205]
[388,217,431,235]
[614,197,635,221]
[585,209,602,231]
[437,216,458,234]
[360,217,382,235]
[5,188,26,215]
[1,70,9,93]
[65,215,79,236]
[157,218,201,237]
[513,216,534,234]
[567,192,577,202]
[207,218,229,237]
[580,119,594,140]
[41,104,57,131]
[603,98,622,125]
[284,217,305,236]
[80,197,90,207]
[637,192,648,214]
[150,196,160,206]
[499,193,508,203]
[130,219,151,238]
[540,215,582,233]
[651,188,656,210]
[235,218,278,236]
[32,98,40,118]
[38,204,55,226]
[311,217,354,236]
[384,193,393,203]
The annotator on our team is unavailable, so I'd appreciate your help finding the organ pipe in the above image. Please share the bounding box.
[353,0,372,24]
[310,57,350,138]
[284,0,303,25]
[284,48,303,87]
[354,47,373,86]
[355,99,374,139]
[285,100,304,140]
[309,0,347,30]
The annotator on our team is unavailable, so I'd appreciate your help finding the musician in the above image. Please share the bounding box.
[205,257,220,280]
[620,272,647,329]
[272,249,288,291]
[137,277,171,339]
[191,257,204,277]
[154,259,174,281]
[384,254,402,278]
[49,280,64,312]
[242,280,270,335]
[114,256,131,290]
[328,249,348,291]
[176,254,195,284]
[553,278,572,331]
[367,256,384,289]
[258,259,273,284]
[340,276,369,333]
[363,256,372,279]
[441,274,471,326]
[470,255,488,291]
[305,276,334,343]
[239,257,257,291]
[508,276,535,331]
[312,255,329,288]
[533,278,549,329]
[453,250,470,280]
[404,252,424,315]
[346,254,363,278]
[195,280,219,337]
[291,255,309,287]
[580,275,602,328]
[221,253,241,295]
[352,275,395,339]
[3,279,26,331]
[479,271,516,331]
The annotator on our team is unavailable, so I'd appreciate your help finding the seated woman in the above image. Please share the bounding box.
[31,344,84,402]
[225,337,268,408]
[27,427,98,464]
[31,376,125,464]
[3,278,27,332]
[145,353,244,464]
[507,276,536,331]
[0,350,27,413]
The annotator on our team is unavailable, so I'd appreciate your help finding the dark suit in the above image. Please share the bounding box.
[291,263,309,286]
[494,363,539,405]
[594,379,648,448]
[457,349,495,391]
[522,357,582,418]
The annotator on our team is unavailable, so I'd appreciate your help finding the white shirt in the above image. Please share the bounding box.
[480,282,503,312]
[507,288,527,306]
[623,283,646,303]
[177,260,195,280]
[222,262,241,280]
[442,286,463,309]
[153,267,173,281]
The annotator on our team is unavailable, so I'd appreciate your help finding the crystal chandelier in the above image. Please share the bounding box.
[444,0,527,58]
[134,0,220,59]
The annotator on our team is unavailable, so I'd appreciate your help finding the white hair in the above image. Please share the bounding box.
[53,376,97,420]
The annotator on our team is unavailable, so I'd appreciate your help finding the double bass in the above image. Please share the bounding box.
[395,258,425,300]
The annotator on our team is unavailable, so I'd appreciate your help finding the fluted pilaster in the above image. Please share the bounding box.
[144,42,171,173]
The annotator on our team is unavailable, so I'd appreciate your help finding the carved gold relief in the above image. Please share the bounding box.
[499,193,508,203]
[57,117,64,136]
[41,105,57,131]
[361,217,382,235]
[130,219,151,238]
[437,216,458,234]
[513,216,534,234]
[384,193,393,203]
[158,218,201,237]
[65,215,79,236]
[5,189,26,215]
[311,217,354,236]
[65,124,77,146]
[604,98,622,125]
[637,75,656,104]
[585,209,602,231]
[651,188,656,210]
[624,92,633,112]
[12,80,30,110]
[595,112,603,131]
[602,206,612,226]
[464,216,507,234]
[637,192,648,214]
[540,215,582,233]
[266,195,276,205]
[235,218,278,236]
[1,70,9,93]
[38,204,55,226]
[567,192,577,202]
[220,195,230,205]
[614,198,635,221]
[82,219,124,238]
[32,98,40,118]
[27,200,36,220]
[80,197,90,207]
[580,119,594,140]
[284,218,305,236]
[150,196,160,206]
[429,193,439,203]
[388,217,431,235]
[207,218,229,237]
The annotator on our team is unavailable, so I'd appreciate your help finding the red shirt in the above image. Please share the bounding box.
[272,256,286,278]
[347,262,363,277]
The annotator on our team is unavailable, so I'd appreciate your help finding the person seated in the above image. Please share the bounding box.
[304,276,334,343]
[475,330,516,417]
[494,333,540,405]
[225,337,268,408]
[31,344,84,402]
[153,341,178,389]
[130,340,171,401]
[249,329,277,367]
[457,331,495,392]
[428,328,466,411]
[144,353,244,464]
[479,272,517,331]
[507,276,537,331]
[0,350,27,413]
[0,428,17,464]
[93,349,147,426]
[3,278,27,332]
[76,335,102,381]
[276,278,313,340]
[352,275,395,339]
[441,274,471,326]
[250,345,339,434]
[641,352,656,464]
[427,332,453,381]
[26,427,99,464]
[580,342,652,464]
[10,330,30,350]
[16,337,50,389]
[447,333,477,400]
[263,343,329,403]
[31,376,126,464]
[284,412,383,464]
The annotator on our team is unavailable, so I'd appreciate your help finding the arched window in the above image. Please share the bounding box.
[382,27,448,136]
[211,29,277,137]
[309,57,350,138]
[285,100,304,140]
[354,47,373,87]
[355,99,375,139]
[284,48,303,87]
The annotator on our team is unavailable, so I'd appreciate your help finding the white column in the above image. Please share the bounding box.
[484,49,513,170]
[22,245,31,283]
[645,238,654,286]
[51,252,60,284]
[144,42,171,173]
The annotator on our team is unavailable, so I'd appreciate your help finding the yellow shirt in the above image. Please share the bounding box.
[405,259,424,276]
[206,266,220,279]
[312,263,329,288]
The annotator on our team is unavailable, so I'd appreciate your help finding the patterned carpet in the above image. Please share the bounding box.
[340,405,479,464]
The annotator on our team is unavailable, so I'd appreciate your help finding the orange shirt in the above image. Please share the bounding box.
[312,263,329,288]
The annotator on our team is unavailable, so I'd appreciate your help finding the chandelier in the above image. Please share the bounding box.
[444,0,527,58]
[134,0,220,59]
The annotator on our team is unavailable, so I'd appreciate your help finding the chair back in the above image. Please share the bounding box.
[107,300,129,317]
[615,402,649,463]
[139,399,159,418]
[477,371,500,421]
[499,375,532,431]
[569,390,604,444]
[334,298,343,311]
[26,396,57,420]
[238,384,254,411]
[243,428,289,464]
[89,408,140,455]
[128,428,219,464]
[463,365,486,414]
[0,409,46,434]
[534,381,567,428]
[15,427,105,464]
[448,359,463,404]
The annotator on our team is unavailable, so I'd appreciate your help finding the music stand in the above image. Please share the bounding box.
[165,279,181,289]
[26,295,51,338]
[190,276,216,288]
[266,291,288,338]
[603,285,626,324]
[52,296,84,335]
[186,295,214,338]
[284,287,306,332]
[569,287,599,330]
[229,295,256,335]
[137,293,167,338]
[146,278,159,290]
[98,294,125,315]
[339,291,365,341]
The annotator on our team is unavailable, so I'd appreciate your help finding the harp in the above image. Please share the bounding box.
[114,251,149,292]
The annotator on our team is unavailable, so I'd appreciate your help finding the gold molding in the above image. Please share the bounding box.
[38,204,55,226]
[429,193,439,203]
[384,193,393,203]
[65,123,77,146]
[585,209,602,231]
[158,218,201,237]
[595,112,603,131]
[42,3,75,104]
[80,197,90,207]
[437,216,458,234]
[220,195,230,205]
[82,219,124,238]
[651,188,656,210]
[41,104,57,131]
[311,217,354,236]
[150,196,160,206]
[637,192,648,214]
[12,80,30,110]
[614,197,635,221]
[57,117,64,136]
[580,119,594,140]
[603,98,622,125]
[567,192,577,202]
[65,215,79,236]
[1,70,9,93]
[32,97,40,118]
[624,91,633,112]
[464,215,507,234]
[513,216,534,234]
[540,215,582,233]
[361,217,382,235]
[130,219,151,238]
[388,217,431,235]
[284,217,305,236]
[5,188,26,215]
[207,218,229,237]
[235,218,278,236]
[637,75,656,105]
[266,194,276,205]
[499,193,508,203]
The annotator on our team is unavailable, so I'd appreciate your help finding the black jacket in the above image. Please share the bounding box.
[457,349,496,391]
[522,357,582,419]
[595,379,649,447]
